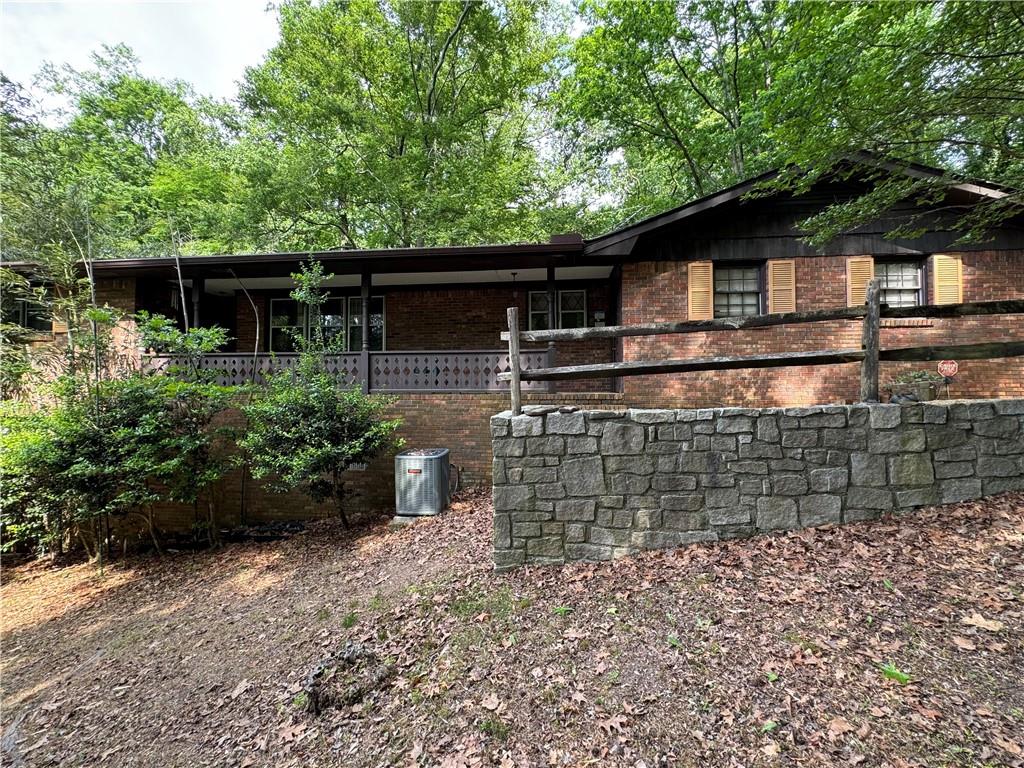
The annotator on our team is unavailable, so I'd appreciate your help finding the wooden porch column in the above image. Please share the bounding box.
[546,266,557,394]
[361,272,371,394]
[191,277,204,329]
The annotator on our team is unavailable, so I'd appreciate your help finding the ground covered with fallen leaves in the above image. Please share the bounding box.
[2,490,1023,768]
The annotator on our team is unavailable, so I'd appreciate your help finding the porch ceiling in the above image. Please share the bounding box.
[198,266,613,295]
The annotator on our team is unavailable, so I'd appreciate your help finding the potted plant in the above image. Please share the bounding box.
[885,369,945,402]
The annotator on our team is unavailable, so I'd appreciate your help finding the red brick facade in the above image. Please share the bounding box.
[620,251,1024,407]
[67,249,1024,532]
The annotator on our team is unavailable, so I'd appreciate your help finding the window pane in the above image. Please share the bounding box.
[561,311,585,329]
[24,302,51,332]
[561,291,585,312]
[878,262,921,306]
[270,299,301,328]
[559,290,586,328]
[270,328,297,352]
[270,299,302,351]
[713,266,761,318]
[528,292,550,331]
[348,296,385,351]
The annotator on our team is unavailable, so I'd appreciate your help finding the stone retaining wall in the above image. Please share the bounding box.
[490,400,1024,570]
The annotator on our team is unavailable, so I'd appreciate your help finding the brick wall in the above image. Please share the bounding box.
[619,251,1024,407]
[491,399,1024,569]
[149,391,624,533]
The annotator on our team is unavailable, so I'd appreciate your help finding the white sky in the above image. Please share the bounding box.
[0,0,280,103]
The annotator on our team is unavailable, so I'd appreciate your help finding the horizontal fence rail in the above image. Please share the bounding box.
[501,293,1024,415]
[501,299,1024,343]
[143,350,547,392]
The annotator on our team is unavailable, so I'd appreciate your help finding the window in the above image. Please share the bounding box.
[269,295,384,352]
[1,296,52,334]
[559,290,586,329]
[713,266,762,318]
[877,261,923,307]
[269,298,304,352]
[347,296,385,352]
[529,290,587,330]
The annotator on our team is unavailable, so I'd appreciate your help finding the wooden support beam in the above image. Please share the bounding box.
[498,348,867,383]
[546,266,556,394]
[860,278,881,402]
[506,306,523,415]
[882,299,1024,320]
[360,272,371,394]
[191,277,203,329]
[496,340,1024,384]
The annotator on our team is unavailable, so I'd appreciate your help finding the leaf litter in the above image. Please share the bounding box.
[2,489,1023,766]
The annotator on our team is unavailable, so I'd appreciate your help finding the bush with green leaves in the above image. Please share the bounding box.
[239,262,403,526]
[0,307,237,556]
[136,310,231,377]
[0,373,236,555]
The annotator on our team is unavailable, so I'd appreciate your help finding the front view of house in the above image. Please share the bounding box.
[7,158,1024,523]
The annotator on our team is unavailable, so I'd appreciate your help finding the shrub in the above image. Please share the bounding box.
[0,373,236,555]
[239,262,403,526]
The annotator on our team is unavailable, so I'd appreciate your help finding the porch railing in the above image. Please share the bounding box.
[143,350,550,392]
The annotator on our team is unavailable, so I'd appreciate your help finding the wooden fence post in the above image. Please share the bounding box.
[860,278,881,402]
[506,306,523,416]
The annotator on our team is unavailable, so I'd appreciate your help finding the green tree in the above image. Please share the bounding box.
[1,47,251,262]
[558,0,784,224]
[240,0,561,249]
[763,1,1024,244]
[240,263,403,526]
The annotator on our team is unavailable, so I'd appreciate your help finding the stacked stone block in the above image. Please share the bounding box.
[491,400,1024,570]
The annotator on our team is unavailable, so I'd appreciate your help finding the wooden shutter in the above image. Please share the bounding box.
[766,259,796,314]
[932,253,963,304]
[687,261,714,320]
[51,316,69,334]
[846,256,874,306]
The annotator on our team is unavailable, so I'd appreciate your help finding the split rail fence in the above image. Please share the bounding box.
[498,279,1024,415]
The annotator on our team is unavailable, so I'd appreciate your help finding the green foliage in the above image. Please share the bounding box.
[0,374,235,554]
[560,1,1024,240]
[879,661,911,685]
[240,0,563,249]
[3,2,1022,260]
[0,315,235,555]
[136,310,232,382]
[559,0,782,221]
[239,263,403,526]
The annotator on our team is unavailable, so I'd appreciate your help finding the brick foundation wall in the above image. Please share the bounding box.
[619,251,1024,407]
[490,399,1024,569]
[149,391,623,533]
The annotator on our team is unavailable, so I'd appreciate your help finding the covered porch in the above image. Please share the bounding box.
[114,238,620,393]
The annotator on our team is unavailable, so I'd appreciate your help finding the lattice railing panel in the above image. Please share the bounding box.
[144,350,545,391]
[369,350,548,391]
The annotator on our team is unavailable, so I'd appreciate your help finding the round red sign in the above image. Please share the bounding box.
[937,360,959,377]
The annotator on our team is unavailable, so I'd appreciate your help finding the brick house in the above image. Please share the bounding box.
[7,158,1024,525]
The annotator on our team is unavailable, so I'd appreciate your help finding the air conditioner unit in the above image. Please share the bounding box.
[395,448,450,516]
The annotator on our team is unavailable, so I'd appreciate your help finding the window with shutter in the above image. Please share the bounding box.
[932,254,963,305]
[846,256,874,306]
[687,262,714,320]
[766,260,796,314]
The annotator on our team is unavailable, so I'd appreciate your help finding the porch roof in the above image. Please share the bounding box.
[79,237,594,280]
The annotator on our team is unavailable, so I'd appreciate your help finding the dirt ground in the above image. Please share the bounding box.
[2,489,1023,768]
